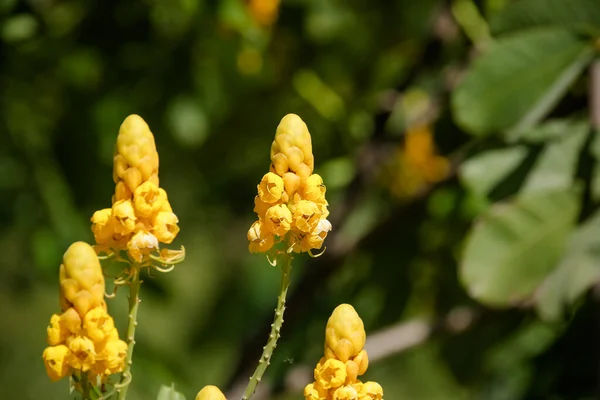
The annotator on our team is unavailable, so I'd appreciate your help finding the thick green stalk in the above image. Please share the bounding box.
[241,253,293,400]
[81,371,90,400]
[117,264,141,400]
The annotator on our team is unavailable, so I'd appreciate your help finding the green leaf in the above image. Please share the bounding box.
[491,0,600,36]
[157,384,187,400]
[459,146,529,196]
[535,209,600,321]
[590,129,600,201]
[520,119,588,193]
[452,28,593,137]
[517,118,587,143]
[460,188,580,307]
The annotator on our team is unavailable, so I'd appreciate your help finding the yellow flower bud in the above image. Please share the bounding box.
[127,231,159,262]
[295,219,332,252]
[352,350,369,376]
[114,180,133,203]
[303,174,326,202]
[290,200,320,233]
[42,345,72,381]
[59,242,105,317]
[195,385,227,400]
[270,114,314,177]
[112,200,137,236]
[247,220,275,253]
[304,382,328,400]
[359,382,383,399]
[264,204,292,236]
[314,358,347,390]
[83,307,116,343]
[258,172,285,203]
[66,335,96,371]
[60,307,83,335]
[91,208,114,245]
[152,211,180,243]
[332,385,359,400]
[134,181,168,218]
[115,114,159,185]
[325,304,365,362]
[98,336,127,372]
[47,314,69,346]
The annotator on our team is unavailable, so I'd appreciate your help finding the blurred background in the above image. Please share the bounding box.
[2,0,600,399]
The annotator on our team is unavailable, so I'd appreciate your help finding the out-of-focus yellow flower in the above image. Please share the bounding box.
[249,114,331,254]
[258,172,285,203]
[388,124,449,199]
[314,358,347,389]
[325,304,366,362]
[248,220,275,253]
[91,114,181,264]
[195,385,227,400]
[304,304,383,400]
[42,345,72,381]
[43,242,127,383]
[248,0,281,27]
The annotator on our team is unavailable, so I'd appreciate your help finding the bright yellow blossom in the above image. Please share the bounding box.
[112,200,137,237]
[249,114,331,254]
[42,345,72,381]
[304,304,383,400]
[152,211,180,243]
[91,208,114,244]
[133,181,167,218]
[127,230,159,263]
[195,385,227,400]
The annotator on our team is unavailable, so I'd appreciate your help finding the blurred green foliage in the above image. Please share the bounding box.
[2,0,600,399]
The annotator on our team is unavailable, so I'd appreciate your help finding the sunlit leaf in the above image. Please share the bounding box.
[491,0,600,36]
[459,146,528,196]
[452,28,593,137]
[157,384,186,400]
[460,188,580,307]
[520,119,588,193]
[535,209,600,321]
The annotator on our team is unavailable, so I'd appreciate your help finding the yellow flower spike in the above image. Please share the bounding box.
[114,180,133,203]
[91,208,114,245]
[98,336,127,372]
[264,204,292,236]
[247,220,275,253]
[59,242,106,317]
[152,211,180,244]
[270,114,314,177]
[127,231,159,263]
[303,382,328,400]
[47,314,69,346]
[282,171,301,196]
[290,200,321,233]
[314,358,347,390]
[133,181,168,218]
[325,304,366,362]
[352,349,369,376]
[195,385,227,400]
[258,172,285,203]
[359,382,384,400]
[42,345,72,381]
[114,114,159,189]
[112,200,137,236]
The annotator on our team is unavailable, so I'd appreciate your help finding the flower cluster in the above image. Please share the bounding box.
[304,304,383,400]
[196,385,227,400]
[91,114,180,263]
[42,242,127,382]
[248,114,331,254]
[388,124,449,198]
[248,0,281,27]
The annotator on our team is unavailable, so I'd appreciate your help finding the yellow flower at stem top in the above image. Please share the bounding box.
[304,304,383,400]
[248,114,331,254]
[43,242,127,384]
[195,385,227,400]
[90,114,182,264]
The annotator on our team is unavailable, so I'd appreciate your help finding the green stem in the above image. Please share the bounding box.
[117,264,141,400]
[241,253,293,400]
[81,371,90,400]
